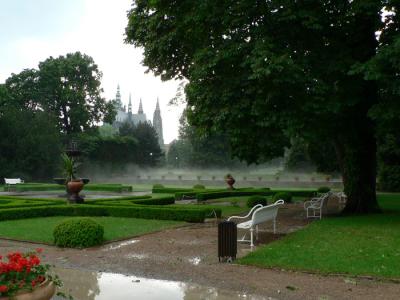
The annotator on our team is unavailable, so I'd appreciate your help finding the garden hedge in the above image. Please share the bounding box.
[0,205,208,223]
[196,189,273,201]
[9,183,133,193]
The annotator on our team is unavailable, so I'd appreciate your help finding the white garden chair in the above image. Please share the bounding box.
[304,192,331,219]
[228,200,284,247]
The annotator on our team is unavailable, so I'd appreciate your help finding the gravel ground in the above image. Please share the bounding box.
[0,202,399,300]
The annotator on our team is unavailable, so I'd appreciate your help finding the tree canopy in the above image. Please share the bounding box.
[126,0,400,213]
[5,52,114,134]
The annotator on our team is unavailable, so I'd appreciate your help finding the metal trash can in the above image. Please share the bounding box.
[218,221,237,262]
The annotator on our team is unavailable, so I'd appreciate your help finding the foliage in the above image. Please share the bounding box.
[153,184,165,189]
[61,154,78,181]
[0,249,65,298]
[378,133,400,192]
[119,121,163,166]
[0,204,208,223]
[125,0,398,214]
[169,109,241,168]
[197,189,273,201]
[53,218,104,248]
[272,192,292,203]
[317,187,331,193]
[0,107,62,181]
[193,184,205,189]
[247,196,267,208]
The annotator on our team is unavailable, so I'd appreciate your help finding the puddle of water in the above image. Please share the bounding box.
[125,253,148,260]
[104,239,138,251]
[54,268,270,300]
[188,257,201,265]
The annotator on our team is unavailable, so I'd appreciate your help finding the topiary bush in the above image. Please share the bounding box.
[317,186,331,193]
[152,184,165,189]
[53,218,104,248]
[193,184,205,189]
[247,196,267,208]
[272,192,292,203]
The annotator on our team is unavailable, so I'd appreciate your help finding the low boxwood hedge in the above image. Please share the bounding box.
[0,204,207,223]
[53,218,104,248]
[9,183,133,193]
[197,189,273,201]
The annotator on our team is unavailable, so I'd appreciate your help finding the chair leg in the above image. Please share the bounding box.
[256,225,259,240]
[250,228,254,247]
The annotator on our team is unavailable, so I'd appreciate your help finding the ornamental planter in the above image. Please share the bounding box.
[225,177,235,189]
[67,179,84,204]
[0,280,55,300]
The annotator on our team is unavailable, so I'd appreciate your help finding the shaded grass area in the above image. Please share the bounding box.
[238,193,400,278]
[0,216,184,244]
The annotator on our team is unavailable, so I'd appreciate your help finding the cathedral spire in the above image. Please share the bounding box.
[128,93,132,115]
[138,98,144,114]
[153,97,164,147]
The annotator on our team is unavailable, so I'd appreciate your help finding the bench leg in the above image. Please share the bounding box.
[273,219,276,234]
[250,228,254,247]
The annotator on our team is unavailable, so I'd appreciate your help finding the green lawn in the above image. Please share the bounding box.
[238,193,400,278]
[0,216,184,244]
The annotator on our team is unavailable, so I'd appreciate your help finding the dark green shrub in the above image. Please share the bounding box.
[247,196,267,208]
[53,218,104,248]
[317,186,331,193]
[378,165,400,192]
[152,187,193,194]
[272,192,292,203]
[271,189,317,197]
[193,184,205,189]
[153,184,165,189]
[197,189,273,201]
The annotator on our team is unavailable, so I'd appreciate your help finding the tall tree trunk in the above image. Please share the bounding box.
[334,115,380,214]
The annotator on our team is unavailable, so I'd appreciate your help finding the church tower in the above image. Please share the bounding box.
[138,98,144,114]
[153,98,164,147]
[127,93,133,120]
[114,84,123,110]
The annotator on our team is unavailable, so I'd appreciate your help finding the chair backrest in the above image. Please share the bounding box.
[251,200,284,225]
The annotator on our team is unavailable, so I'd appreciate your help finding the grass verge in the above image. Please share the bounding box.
[0,216,184,244]
[238,193,400,278]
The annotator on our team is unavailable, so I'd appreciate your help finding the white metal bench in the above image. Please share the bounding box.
[304,192,331,219]
[228,200,284,247]
[4,178,24,185]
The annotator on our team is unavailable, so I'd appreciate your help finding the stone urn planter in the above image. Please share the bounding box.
[224,174,235,189]
[0,280,55,300]
[67,179,84,204]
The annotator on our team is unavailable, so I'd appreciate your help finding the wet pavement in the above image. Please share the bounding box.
[54,268,270,300]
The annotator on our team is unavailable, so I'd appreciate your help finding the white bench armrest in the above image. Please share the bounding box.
[228,204,263,221]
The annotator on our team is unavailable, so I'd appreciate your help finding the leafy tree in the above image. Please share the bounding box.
[0,107,62,181]
[38,52,111,134]
[125,0,400,214]
[118,121,163,166]
[5,52,113,134]
[175,110,242,168]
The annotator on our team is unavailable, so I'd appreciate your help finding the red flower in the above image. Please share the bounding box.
[35,248,43,254]
[0,285,8,293]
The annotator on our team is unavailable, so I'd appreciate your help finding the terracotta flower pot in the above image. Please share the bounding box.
[67,179,84,203]
[0,280,56,300]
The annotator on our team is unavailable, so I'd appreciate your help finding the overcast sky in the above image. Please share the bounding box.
[0,0,183,143]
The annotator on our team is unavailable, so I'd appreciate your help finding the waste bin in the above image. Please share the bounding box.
[218,221,237,262]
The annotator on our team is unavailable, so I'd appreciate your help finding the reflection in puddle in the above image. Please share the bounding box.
[188,257,201,265]
[125,253,148,260]
[105,239,138,251]
[55,268,270,300]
